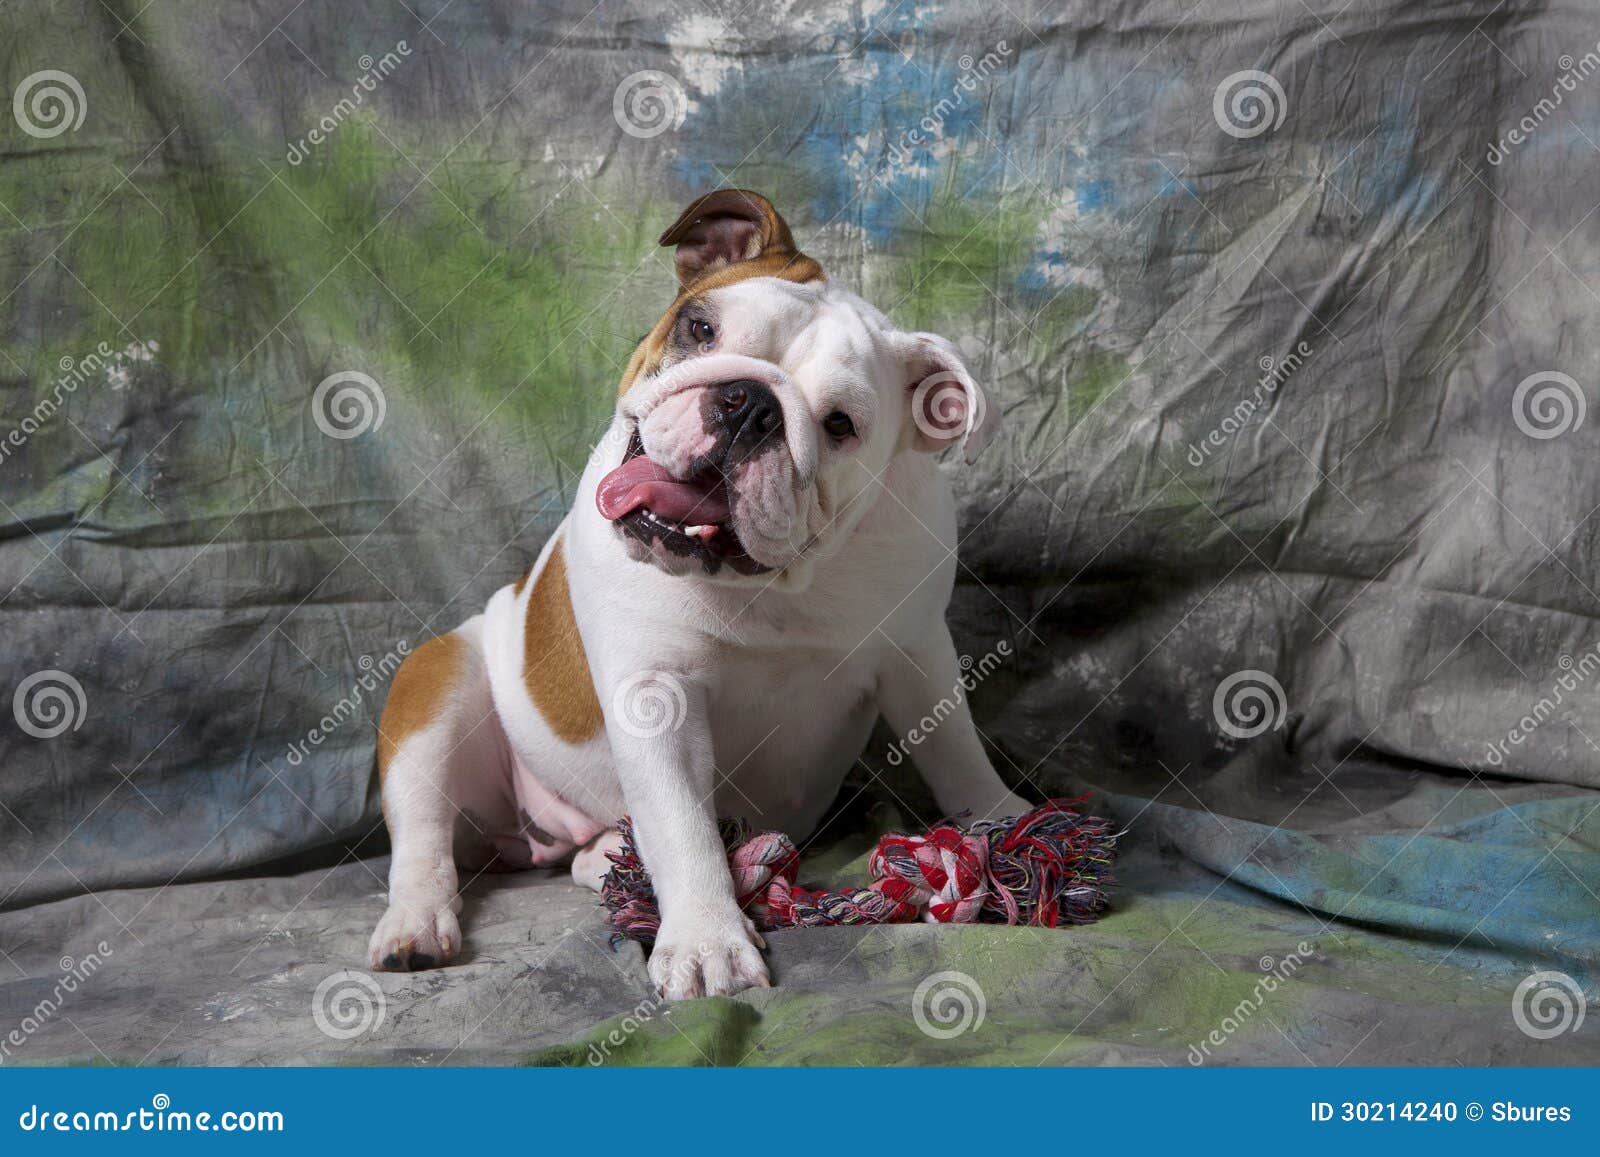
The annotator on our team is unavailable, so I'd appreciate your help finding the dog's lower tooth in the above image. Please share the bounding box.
[682,525,705,535]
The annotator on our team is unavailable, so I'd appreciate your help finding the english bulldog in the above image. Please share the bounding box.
[369,190,1030,998]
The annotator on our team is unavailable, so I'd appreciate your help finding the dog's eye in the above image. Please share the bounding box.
[822,411,856,440]
[688,318,715,347]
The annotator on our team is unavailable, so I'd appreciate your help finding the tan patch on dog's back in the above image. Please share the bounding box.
[377,633,465,778]
[522,539,604,744]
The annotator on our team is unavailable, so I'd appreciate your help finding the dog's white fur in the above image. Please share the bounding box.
[370,196,1028,999]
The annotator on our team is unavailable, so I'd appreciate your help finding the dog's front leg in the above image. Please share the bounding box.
[878,627,1033,822]
[605,678,769,999]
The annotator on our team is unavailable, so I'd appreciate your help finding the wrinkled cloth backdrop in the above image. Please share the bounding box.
[1,0,1598,1064]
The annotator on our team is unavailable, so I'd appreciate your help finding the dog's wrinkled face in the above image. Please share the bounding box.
[595,190,995,588]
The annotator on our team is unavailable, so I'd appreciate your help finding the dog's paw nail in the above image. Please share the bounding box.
[369,902,461,973]
[649,925,772,999]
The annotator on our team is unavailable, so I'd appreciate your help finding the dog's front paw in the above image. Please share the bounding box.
[649,917,770,999]
[368,899,461,971]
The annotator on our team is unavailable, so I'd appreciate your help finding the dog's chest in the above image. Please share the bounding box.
[703,645,879,833]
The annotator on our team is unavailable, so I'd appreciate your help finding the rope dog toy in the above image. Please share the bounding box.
[602,798,1119,945]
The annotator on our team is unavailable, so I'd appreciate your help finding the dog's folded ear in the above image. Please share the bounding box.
[897,332,1000,463]
[658,189,802,286]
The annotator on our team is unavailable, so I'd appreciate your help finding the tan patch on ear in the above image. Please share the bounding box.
[377,633,465,779]
[523,539,604,744]
[659,189,801,283]
[617,251,827,396]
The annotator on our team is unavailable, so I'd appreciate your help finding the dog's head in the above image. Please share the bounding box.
[595,190,997,589]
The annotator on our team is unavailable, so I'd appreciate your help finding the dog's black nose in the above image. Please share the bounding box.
[712,378,783,449]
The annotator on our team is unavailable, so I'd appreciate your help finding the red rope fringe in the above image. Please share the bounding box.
[601,798,1119,945]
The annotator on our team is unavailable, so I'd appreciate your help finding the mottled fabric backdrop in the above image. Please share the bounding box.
[1,0,1597,1065]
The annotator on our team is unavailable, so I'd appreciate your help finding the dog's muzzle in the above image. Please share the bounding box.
[595,427,771,577]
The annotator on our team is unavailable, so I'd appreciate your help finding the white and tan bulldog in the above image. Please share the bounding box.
[369,190,1030,998]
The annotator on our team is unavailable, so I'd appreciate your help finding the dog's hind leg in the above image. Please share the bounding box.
[369,616,506,971]
[570,829,626,892]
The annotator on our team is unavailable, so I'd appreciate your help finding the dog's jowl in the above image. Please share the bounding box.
[371,190,1029,999]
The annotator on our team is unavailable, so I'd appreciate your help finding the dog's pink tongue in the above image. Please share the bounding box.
[596,456,731,524]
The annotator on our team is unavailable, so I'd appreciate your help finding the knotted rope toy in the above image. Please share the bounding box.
[602,798,1119,944]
